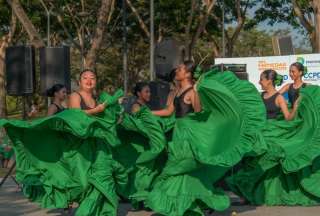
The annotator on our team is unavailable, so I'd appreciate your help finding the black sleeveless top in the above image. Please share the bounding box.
[262,92,281,119]
[288,83,306,105]
[131,100,144,113]
[52,103,65,114]
[174,87,194,118]
[75,92,96,110]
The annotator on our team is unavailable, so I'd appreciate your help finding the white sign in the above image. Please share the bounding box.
[215,54,320,91]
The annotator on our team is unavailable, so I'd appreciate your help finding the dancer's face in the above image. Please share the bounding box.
[79,71,96,92]
[175,64,191,81]
[259,74,272,90]
[55,87,67,101]
[137,86,151,102]
[289,65,303,81]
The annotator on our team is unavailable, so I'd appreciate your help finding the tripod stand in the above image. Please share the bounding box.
[0,160,18,187]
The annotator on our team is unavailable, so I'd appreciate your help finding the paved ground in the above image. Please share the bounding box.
[1,177,320,216]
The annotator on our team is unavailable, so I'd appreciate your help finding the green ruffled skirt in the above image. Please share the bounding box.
[146,70,267,216]
[228,85,320,206]
[0,109,127,216]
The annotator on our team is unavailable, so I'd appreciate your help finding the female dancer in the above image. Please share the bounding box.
[145,64,268,215]
[152,61,201,118]
[131,82,151,113]
[259,69,298,120]
[46,84,67,116]
[69,69,106,114]
[228,69,320,206]
[279,62,307,106]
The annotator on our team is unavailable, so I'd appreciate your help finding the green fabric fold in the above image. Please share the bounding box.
[228,85,320,206]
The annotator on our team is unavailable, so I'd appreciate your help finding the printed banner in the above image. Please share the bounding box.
[215,54,320,91]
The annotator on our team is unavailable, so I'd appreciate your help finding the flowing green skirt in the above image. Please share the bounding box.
[228,85,320,206]
[146,70,267,216]
[0,108,127,216]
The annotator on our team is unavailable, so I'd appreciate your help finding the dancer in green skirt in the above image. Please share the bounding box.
[146,64,266,216]
[131,82,151,113]
[279,62,307,106]
[46,84,67,116]
[0,69,126,216]
[228,69,320,206]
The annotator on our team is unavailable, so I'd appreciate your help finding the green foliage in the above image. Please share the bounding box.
[0,0,10,37]
[233,28,274,57]
[255,0,313,29]
[0,0,313,116]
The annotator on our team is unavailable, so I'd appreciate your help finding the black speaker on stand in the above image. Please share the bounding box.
[147,38,185,110]
[5,46,35,96]
[213,64,248,80]
[154,38,185,81]
[40,46,71,95]
[147,81,171,110]
[2,46,35,187]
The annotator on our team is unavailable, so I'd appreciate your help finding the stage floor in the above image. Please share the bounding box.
[1,177,319,216]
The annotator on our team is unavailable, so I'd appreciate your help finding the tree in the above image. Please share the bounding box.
[256,0,320,53]
[7,0,115,69]
[83,0,114,68]
[0,10,16,118]
[202,0,258,57]
[293,0,320,52]
[122,0,218,59]
[7,0,45,48]
[233,28,273,57]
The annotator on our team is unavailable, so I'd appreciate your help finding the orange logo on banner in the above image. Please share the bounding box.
[258,61,287,71]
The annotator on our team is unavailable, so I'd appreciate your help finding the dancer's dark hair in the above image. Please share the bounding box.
[79,69,97,78]
[262,69,283,86]
[290,62,306,76]
[133,82,149,97]
[46,84,66,97]
[183,60,196,77]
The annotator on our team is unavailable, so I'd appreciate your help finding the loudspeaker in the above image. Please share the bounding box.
[147,81,171,110]
[155,38,185,81]
[40,46,71,94]
[5,46,35,96]
[121,96,138,113]
[272,36,294,56]
[213,64,248,80]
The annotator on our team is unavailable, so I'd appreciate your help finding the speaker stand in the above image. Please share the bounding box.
[0,161,17,188]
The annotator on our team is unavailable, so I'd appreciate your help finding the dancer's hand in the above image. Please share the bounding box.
[95,103,106,112]
[193,83,198,92]
[103,89,124,106]
[118,97,124,104]
[292,97,301,111]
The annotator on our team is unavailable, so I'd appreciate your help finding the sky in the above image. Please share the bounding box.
[248,3,312,52]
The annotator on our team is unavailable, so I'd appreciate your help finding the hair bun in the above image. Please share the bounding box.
[46,87,54,97]
[303,66,308,75]
[46,84,66,97]
[274,74,284,86]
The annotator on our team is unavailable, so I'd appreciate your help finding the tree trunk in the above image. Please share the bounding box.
[126,0,150,38]
[212,38,221,57]
[313,0,320,52]
[0,40,8,118]
[292,0,317,52]
[188,0,216,60]
[0,14,17,118]
[84,0,112,69]
[185,0,197,60]
[188,13,208,59]
[7,0,45,48]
